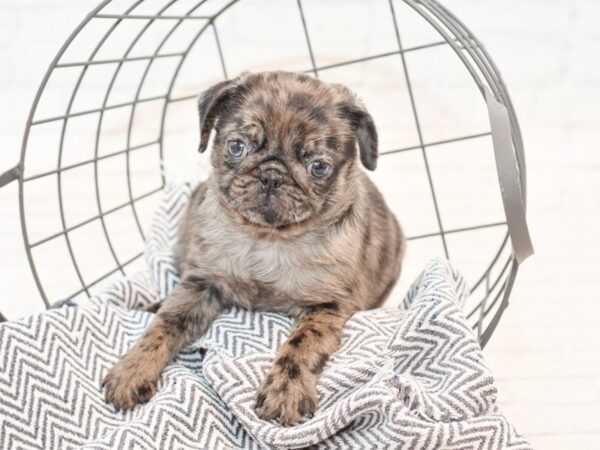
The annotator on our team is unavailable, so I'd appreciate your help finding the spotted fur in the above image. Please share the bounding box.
[103,71,405,425]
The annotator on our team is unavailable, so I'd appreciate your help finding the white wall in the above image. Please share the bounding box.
[0,0,101,313]
[1,1,599,448]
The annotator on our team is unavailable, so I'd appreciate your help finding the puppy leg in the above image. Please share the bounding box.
[103,279,224,410]
[256,303,351,425]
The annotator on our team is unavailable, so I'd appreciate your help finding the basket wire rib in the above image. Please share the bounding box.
[4,0,527,347]
[389,0,449,259]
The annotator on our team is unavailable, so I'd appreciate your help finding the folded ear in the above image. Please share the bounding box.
[338,102,379,170]
[197,78,238,153]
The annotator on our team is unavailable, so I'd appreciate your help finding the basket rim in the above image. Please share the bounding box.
[2,0,530,347]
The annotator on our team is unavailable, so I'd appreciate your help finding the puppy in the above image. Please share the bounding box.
[103,71,405,425]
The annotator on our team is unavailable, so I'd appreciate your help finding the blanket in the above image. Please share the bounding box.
[0,183,532,449]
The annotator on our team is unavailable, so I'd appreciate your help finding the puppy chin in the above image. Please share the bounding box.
[245,206,296,229]
[260,207,281,226]
[237,201,313,231]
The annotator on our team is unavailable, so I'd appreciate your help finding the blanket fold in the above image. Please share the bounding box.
[0,184,531,449]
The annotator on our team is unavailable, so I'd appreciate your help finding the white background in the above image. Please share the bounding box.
[1,1,599,448]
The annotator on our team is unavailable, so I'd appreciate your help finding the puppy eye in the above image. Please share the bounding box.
[309,160,331,178]
[228,139,246,158]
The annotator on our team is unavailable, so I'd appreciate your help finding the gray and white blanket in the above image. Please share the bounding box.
[0,184,531,449]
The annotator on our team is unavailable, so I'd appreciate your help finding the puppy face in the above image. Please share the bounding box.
[197,71,378,230]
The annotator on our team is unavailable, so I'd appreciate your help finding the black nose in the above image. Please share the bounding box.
[258,170,284,193]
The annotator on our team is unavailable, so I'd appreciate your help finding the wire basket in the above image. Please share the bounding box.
[0,0,532,346]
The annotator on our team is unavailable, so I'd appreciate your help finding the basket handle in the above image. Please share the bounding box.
[484,87,533,263]
[0,164,21,189]
[0,164,21,321]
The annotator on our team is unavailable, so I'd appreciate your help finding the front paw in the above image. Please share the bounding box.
[102,359,158,410]
[255,364,318,425]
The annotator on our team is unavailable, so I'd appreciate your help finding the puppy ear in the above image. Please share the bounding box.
[338,102,379,170]
[197,79,237,153]
[355,109,378,170]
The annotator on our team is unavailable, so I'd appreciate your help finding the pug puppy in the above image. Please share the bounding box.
[103,71,405,425]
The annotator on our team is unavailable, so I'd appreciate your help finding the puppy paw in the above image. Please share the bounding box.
[255,361,318,425]
[138,300,162,313]
[102,359,158,410]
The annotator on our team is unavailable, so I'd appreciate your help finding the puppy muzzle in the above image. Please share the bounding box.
[257,170,284,194]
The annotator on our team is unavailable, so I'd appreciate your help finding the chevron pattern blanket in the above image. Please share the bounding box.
[0,184,531,449]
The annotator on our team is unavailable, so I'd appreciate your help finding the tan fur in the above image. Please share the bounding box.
[103,71,405,425]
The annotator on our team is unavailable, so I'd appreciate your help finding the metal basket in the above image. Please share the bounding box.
[0,0,533,347]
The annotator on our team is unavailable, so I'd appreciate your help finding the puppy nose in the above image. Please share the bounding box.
[258,170,284,192]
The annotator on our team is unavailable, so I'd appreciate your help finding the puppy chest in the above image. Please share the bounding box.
[200,237,328,295]
[243,242,315,287]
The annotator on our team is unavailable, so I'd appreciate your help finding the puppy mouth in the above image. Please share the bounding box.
[232,199,313,231]
[220,164,314,230]
[253,187,313,228]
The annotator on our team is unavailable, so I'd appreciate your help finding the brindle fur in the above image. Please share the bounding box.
[103,71,405,424]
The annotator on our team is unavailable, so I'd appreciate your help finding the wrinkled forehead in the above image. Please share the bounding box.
[224,75,351,147]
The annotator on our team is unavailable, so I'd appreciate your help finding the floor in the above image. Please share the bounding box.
[0,1,599,448]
